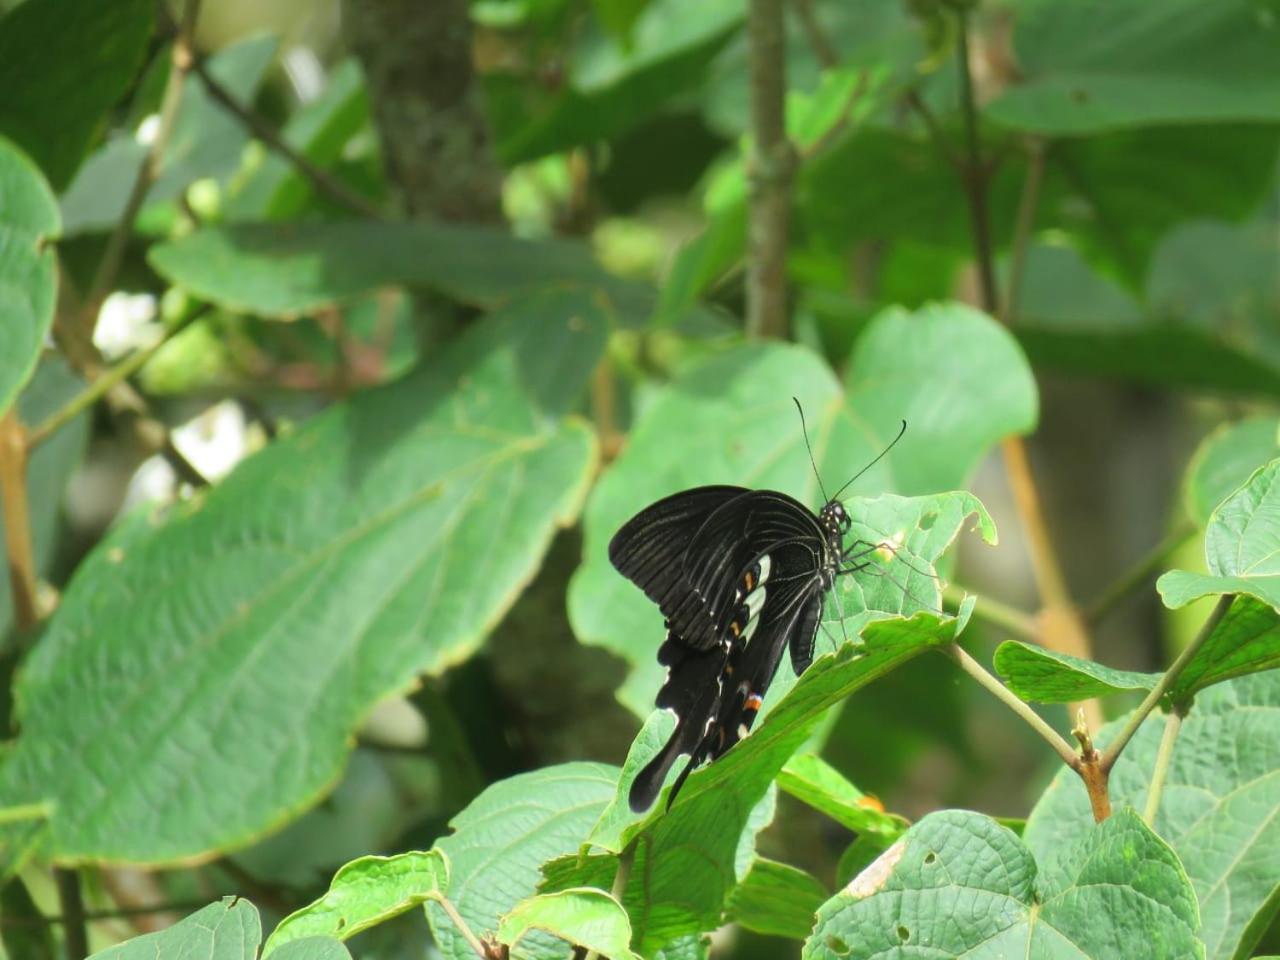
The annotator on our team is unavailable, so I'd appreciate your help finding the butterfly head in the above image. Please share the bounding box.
[820,499,852,538]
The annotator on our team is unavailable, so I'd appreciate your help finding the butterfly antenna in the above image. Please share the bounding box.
[792,398,830,505]
[830,419,907,503]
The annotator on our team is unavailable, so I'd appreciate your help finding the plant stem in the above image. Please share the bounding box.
[1085,520,1198,626]
[955,13,998,314]
[792,0,838,68]
[28,309,206,449]
[745,0,793,340]
[943,583,1037,641]
[0,801,52,825]
[942,643,1079,767]
[54,868,88,960]
[584,842,635,960]
[1001,136,1045,325]
[1101,593,1234,773]
[85,0,201,325]
[0,412,39,629]
[433,894,495,959]
[191,57,382,219]
[1143,707,1184,825]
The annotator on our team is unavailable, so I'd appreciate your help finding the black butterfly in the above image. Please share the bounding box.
[610,408,907,812]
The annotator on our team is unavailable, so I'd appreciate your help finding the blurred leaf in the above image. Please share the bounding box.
[1025,673,1280,960]
[497,889,641,960]
[570,324,1017,713]
[776,753,908,839]
[0,876,55,960]
[270,940,352,960]
[427,763,619,960]
[0,313,597,863]
[60,35,279,235]
[726,858,827,941]
[988,0,1280,134]
[0,360,89,637]
[264,851,448,954]
[993,641,1160,703]
[591,0,651,43]
[90,899,261,960]
[1184,417,1280,526]
[0,137,59,416]
[150,221,642,317]
[805,808,1201,959]
[0,0,152,188]
[591,612,970,954]
[1159,459,1280,610]
[225,59,372,222]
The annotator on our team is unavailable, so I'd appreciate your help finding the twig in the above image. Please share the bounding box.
[943,583,1036,641]
[1000,136,1045,325]
[1143,707,1184,825]
[1071,709,1111,822]
[28,309,207,449]
[84,0,202,324]
[792,0,838,68]
[1085,520,1197,626]
[54,868,88,960]
[904,91,962,171]
[745,0,794,340]
[1100,594,1234,773]
[190,56,382,219]
[955,13,998,314]
[433,894,497,959]
[942,643,1079,767]
[0,412,39,629]
[590,359,623,463]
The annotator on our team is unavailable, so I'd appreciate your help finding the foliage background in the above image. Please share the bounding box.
[0,0,1278,957]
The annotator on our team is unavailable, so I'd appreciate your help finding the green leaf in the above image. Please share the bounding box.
[805,808,1202,959]
[497,889,642,960]
[571,325,1021,713]
[0,136,59,416]
[149,221,639,316]
[1184,418,1280,527]
[263,851,448,954]
[592,612,969,954]
[1159,459,1280,610]
[726,858,827,941]
[0,359,90,636]
[269,939,352,960]
[428,763,619,960]
[987,0,1280,134]
[90,898,261,960]
[0,0,152,188]
[1025,673,1280,960]
[993,641,1160,703]
[0,313,597,863]
[776,754,907,839]
[1170,596,1280,704]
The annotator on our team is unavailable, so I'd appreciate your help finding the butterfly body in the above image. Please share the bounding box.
[609,485,855,812]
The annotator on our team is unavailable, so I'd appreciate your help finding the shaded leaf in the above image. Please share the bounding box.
[776,753,907,839]
[0,137,59,416]
[726,858,827,941]
[269,939,352,960]
[993,640,1159,703]
[0,313,597,862]
[427,763,619,960]
[0,0,152,188]
[497,889,641,960]
[90,898,260,960]
[1184,418,1280,527]
[1026,673,1280,960]
[263,851,448,954]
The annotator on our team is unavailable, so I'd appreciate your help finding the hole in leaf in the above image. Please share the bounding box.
[918,512,937,531]
[826,935,850,955]
[336,918,347,930]
[924,852,937,865]
[897,926,910,942]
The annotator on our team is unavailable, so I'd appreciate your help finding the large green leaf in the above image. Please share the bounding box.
[0,137,59,417]
[1184,418,1280,527]
[427,763,619,960]
[149,221,642,317]
[726,858,827,941]
[0,360,90,637]
[776,753,907,840]
[588,611,971,955]
[993,640,1160,703]
[497,889,642,960]
[987,0,1280,134]
[1026,673,1280,960]
[570,315,1026,714]
[804,808,1201,959]
[264,851,449,955]
[0,0,152,189]
[0,312,597,863]
[90,899,261,960]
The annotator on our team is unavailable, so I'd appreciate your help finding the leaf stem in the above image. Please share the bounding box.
[792,0,838,68]
[1085,520,1197,626]
[0,412,39,630]
[1001,136,1045,325]
[433,894,496,959]
[1142,706,1184,825]
[745,0,794,339]
[943,583,1036,640]
[584,842,635,960]
[1100,593,1234,773]
[955,12,997,314]
[54,868,88,960]
[85,0,202,325]
[942,643,1078,767]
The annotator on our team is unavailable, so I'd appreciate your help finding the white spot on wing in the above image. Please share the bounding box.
[757,554,772,584]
